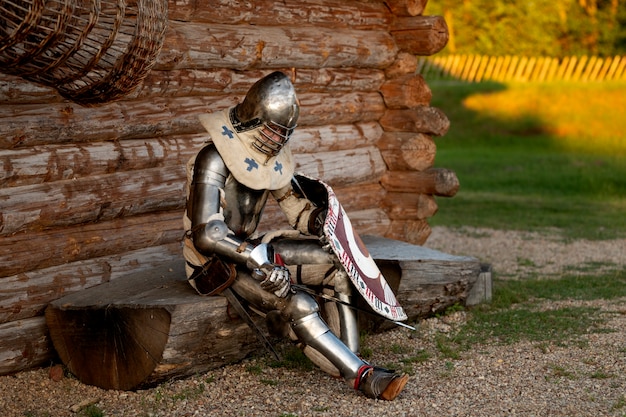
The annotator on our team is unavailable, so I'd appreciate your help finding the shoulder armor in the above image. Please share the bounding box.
[193,144,229,187]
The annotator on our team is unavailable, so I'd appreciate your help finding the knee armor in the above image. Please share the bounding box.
[280,291,328,343]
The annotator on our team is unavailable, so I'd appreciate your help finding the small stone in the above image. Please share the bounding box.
[69,398,100,413]
[48,364,64,382]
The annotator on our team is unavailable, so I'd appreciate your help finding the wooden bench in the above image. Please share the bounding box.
[45,236,487,390]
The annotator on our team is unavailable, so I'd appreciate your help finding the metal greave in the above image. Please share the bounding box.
[290,310,364,380]
[335,290,360,354]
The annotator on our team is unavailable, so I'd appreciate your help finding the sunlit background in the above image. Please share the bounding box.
[421,0,626,239]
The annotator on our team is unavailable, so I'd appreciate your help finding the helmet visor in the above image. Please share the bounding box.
[252,121,297,157]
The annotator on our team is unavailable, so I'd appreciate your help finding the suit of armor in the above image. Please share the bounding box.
[183,71,408,400]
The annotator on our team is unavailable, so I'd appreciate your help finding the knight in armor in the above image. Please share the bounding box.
[183,71,409,400]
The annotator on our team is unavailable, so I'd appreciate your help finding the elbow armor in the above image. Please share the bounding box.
[198,219,273,272]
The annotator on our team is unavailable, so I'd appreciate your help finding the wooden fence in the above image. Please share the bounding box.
[418,55,626,82]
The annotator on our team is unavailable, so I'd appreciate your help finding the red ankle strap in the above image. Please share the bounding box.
[354,365,373,390]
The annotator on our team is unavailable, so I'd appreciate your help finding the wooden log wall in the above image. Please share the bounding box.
[0,0,453,375]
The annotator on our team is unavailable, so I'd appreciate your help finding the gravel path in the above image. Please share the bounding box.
[2,227,625,417]
[426,226,626,279]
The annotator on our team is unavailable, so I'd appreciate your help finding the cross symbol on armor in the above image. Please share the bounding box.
[274,161,283,175]
[221,125,234,139]
[244,157,259,171]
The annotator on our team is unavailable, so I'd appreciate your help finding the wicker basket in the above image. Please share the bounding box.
[0,0,167,105]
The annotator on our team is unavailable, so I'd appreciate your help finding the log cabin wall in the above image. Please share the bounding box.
[0,0,454,375]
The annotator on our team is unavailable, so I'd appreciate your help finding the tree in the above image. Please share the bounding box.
[425,0,626,56]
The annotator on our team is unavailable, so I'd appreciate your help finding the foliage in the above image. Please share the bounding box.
[424,0,626,57]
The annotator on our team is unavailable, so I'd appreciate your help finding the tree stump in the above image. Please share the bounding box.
[45,263,262,390]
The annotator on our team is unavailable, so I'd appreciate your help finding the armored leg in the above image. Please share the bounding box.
[272,239,360,352]
[231,269,408,400]
[282,290,408,400]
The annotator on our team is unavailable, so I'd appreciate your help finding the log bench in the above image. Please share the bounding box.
[45,236,487,390]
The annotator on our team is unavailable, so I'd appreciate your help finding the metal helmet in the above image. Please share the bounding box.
[231,71,299,157]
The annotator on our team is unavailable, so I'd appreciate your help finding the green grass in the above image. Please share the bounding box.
[428,80,626,240]
[429,269,626,356]
[80,405,104,417]
[489,269,626,307]
[267,345,315,371]
[458,305,605,347]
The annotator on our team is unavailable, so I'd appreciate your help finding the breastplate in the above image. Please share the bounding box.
[222,175,270,238]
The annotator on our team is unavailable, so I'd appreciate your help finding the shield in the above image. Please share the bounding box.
[293,174,407,322]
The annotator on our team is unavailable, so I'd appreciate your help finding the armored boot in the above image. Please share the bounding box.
[355,365,409,401]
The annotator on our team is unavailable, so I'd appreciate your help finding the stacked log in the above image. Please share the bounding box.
[0,0,452,375]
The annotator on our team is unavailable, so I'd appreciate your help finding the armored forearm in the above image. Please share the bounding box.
[196,218,272,270]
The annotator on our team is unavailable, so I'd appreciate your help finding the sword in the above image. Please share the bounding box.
[222,287,281,361]
[291,284,416,331]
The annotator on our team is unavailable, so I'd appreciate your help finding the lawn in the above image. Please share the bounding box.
[427,80,626,240]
